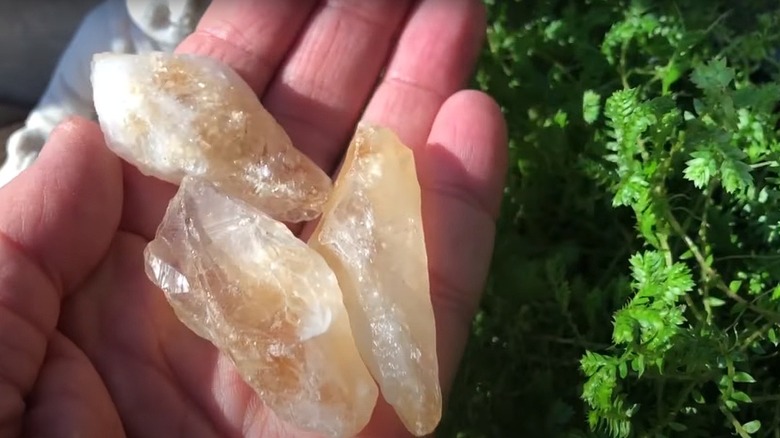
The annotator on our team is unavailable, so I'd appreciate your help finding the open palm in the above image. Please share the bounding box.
[0,1,507,437]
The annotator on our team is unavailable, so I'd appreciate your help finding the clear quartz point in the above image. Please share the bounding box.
[144,176,378,437]
[91,51,332,223]
[309,122,442,436]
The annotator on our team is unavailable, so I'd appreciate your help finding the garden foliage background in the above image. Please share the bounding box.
[439,1,780,436]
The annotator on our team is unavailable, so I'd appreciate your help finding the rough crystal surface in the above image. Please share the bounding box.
[309,122,442,436]
[91,51,331,223]
[144,176,378,437]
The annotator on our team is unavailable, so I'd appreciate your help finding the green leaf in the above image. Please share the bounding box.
[583,90,602,124]
[684,150,718,189]
[733,372,756,383]
[769,328,778,346]
[721,157,754,194]
[704,297,727,307]
[771,285,780,301]
[668,422,687,431]
[552,110,569,128]
[631,356,646,377]
[731,391,753,403]
[660,62,683,95]
[613,174,649,206]
[613,311,635,345]
[743,420,761,434]
[691,57,735,91]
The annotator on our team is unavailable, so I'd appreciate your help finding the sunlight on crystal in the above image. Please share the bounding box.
[144,176,378,437]
[91,51,332,223]
[91,51,441,437]
[310,123,442,436]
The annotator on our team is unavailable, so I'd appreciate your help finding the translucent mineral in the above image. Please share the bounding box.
[309,123,442,436]
[144,176,379,437]
[91,51,331,223]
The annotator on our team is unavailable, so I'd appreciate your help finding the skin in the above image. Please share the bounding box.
[0,0,508,437]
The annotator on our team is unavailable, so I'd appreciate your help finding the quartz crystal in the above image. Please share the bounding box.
[91,50,442,436]
[91,51,331,223]
[144,176,379,437]
[309,123,442,436]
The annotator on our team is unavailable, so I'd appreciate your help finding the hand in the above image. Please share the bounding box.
[0,1,507,437]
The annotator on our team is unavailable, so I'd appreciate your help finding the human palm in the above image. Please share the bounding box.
[0,1,507,437]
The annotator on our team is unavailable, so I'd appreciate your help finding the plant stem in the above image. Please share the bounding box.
[649,381,698,435]
[720,403,752,438]
[665,210,780,324]
[739,321,776,353]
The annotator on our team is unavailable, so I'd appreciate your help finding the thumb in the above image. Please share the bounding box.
[0,117,122,435]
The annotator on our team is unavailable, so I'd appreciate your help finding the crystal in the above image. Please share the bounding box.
[309,123,442,436]
[91,51,331,223]
[144,176,379,437]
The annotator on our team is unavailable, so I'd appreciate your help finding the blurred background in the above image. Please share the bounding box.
[0,0,100,153]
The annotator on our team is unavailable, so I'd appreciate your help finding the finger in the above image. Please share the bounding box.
[0,117,122,434]
[423,90,507,391]
[119,161,177,241]
[361,0,487,152]
[175,0,319,94]
[262,0,414,173]
[22,332,123,437]
[123,0,319,240]
[298,0,487,239]
[0,117,123,292]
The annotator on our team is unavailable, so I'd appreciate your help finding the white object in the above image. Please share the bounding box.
[0,0,208,187]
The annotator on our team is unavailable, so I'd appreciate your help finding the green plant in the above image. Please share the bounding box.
[440,1,780,437]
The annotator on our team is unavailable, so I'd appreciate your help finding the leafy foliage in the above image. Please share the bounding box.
[440,1,780,437]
